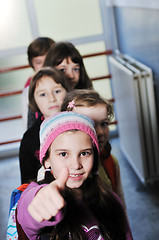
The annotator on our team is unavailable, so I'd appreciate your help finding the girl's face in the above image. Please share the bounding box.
[73,104,109,151]
[32,55,46,72]
[55,57,80,89]
[34,76,67,118]
[45,131,94,189]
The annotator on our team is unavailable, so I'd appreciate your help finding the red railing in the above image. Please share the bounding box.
[0,50,116,145]
[0,115,22,122]
[0,90,22,98]
[82,50,113,58]
[0,65,30,74]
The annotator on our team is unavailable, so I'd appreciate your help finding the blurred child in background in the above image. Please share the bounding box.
[61,89,127,212]
[22,37,55,130]
[44,41,93,90]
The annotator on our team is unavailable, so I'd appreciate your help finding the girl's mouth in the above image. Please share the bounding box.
[49,106,58,109]
[69,173,83,180]
[69,174,81,177]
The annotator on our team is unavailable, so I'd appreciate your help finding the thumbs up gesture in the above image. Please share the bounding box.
[28,168,69,222]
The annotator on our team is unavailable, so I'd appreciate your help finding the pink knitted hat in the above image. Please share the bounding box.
[39,111,99,163]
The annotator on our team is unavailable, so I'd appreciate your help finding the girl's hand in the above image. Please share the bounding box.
[28,168,69,222]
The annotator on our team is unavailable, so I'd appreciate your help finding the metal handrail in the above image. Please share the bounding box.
[0,90,22,98]
[0,115,22,122]
[82,50,113,58]
[0,65,30,73]
[0,50,113,74]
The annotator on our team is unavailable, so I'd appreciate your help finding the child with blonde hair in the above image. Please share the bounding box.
[61,89,127,211]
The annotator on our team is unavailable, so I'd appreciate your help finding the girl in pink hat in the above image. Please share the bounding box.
[17,112,133,240]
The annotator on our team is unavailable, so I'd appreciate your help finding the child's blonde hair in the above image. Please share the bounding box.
[61,89,114,122]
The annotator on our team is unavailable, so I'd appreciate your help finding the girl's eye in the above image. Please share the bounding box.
[81,151,91,157]
[40,93,46,97]
[74,67,80,72]
[101,121,109,127]
[59,152,67,157]
[36,62,42,65]
[59,68,66,72]
[55,89,61,94]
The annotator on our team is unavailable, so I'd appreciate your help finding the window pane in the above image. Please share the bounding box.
[76,42,111,99]
[0,0,32,50]
[34,0,103,40]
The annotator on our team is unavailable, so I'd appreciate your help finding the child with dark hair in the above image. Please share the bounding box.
[17,111,133,239]
[27,37,55,70]
[22,37,55,130]
[44,41,93,90]
[19,67,70,184]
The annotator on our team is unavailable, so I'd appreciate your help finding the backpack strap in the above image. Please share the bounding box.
[7,183,29,239]
[17,183,29,191]
[9,183,29,212]
[6,202,18,240]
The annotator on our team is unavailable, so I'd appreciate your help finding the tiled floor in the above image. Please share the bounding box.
[1,137,159,240]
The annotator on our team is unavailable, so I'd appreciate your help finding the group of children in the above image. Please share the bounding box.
[7,37,133,239]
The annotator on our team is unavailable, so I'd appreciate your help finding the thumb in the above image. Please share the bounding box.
[56,167,69,190]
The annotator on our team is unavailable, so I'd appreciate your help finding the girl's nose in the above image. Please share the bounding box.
[49,93,56,102]
[95,125,103,136]
[66,69,74,79]
[70,156,81,170]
